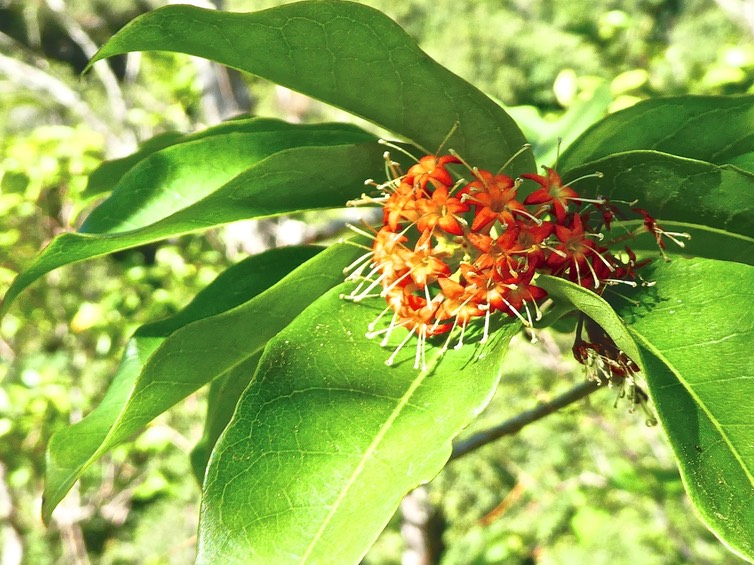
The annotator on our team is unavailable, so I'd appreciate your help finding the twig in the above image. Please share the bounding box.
[450,380,601,461]
[0,49,111,138]
[44,0,129,124]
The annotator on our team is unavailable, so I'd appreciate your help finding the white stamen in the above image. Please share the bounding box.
[414,326,428,371]
[343,251,374,276]
[590,247,617,272]
[379,139,421,163]
[583,257,602,289]
[345,223,378,240]
[368,303,395,333]
[496,144,533,175]
[481,306,491,343]
[386,326,416,366]
[453,322,468,350]
[501,297,529,326]
[380,311,402,346]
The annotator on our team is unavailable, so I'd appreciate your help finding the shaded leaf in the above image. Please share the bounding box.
[561,151,754,265]
[559,95,754,172]
[616,258,754,561]
[83,131,185,197]
[42,244,358,520]
[87,2,533,175]
[82,119,374,232]
[1,142,383,317]
[536,275,640,362]
[198,288,520,564]
[508,82,611,167]
[190,352,261,483]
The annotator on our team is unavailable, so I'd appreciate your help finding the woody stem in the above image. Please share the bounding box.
[449,379,601,461]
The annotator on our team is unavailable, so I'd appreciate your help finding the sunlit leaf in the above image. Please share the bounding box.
[87,2,533,175]
[82,119,373,232]
[190,351,261,483]
[198,289,521,563]
[1,142,383,317]
[83,130,185,197]
[42,244,360,520]
[560,95,754,173]
[561,151,754,265]
[616,258,754,562]
[536,275,640,362]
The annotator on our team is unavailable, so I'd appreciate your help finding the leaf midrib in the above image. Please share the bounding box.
[297,360,431,563]
[628,326,754,488]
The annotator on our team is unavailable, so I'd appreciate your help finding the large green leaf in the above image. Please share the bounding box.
[559,95,754,172]
[0,142,383,317]
[197,288,520,564]
[616,259,754,561]
[536,275,640,362]
[87,2,533,175]
[42,244,360,520]
[190,351,261,483]
[561,151,754,265]
[82,119,373,233]
[541,262,754,560]
[83,130,185,198]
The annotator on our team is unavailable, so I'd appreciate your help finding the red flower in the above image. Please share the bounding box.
[463,170,526,231]
[467,227,521,275]
[404,155,460,192]
[547,214,613,288]
[414,183,470,238]
[382,181,419,231]
[522,167,580,224]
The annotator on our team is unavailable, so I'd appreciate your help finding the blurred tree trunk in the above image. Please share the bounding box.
[171,0,253,123]
[400,486,446,565]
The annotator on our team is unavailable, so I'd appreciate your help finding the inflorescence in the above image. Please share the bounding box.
[341,146,689,375]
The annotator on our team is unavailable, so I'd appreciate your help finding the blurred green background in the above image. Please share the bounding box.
[0,0,751,563]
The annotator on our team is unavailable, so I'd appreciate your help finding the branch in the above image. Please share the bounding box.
[450,379,601,461]
[0,50,110,135]
[44,0,130,127]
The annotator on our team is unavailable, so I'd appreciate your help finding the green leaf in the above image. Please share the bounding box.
[1,142,383,317]
[536,275,640,363]
[508,82,611,167]
[42,243,359,520]
[561,151,754,265]
[87,2,533,174]
[83,130,185,198]
[198,289,520,564]
[82,119,374,233]
[190,352,261,483]
[559,95,754,172]
[615,258,754,561]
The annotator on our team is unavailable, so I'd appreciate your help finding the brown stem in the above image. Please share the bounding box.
[450,380,601,461]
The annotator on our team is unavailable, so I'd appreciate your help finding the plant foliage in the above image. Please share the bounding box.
[2,2,752,563]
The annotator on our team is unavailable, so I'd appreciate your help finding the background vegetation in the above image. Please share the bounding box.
[1,0,752,563]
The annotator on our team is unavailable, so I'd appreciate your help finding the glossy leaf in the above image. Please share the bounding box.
[190,352,261,483]
[508,82,611,167]
[83,130,185,197]
[536,275,640,362]
[541,262,754,560]
[559,95,754,172]
[1,142,383,317]
[42,244,359,520]
[616,259,754,561]
[87,2,534,175]
[561,151,754,265]
[198,289,521,564]
[82,119,373,232]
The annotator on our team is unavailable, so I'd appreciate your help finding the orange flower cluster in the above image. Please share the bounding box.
[343,151,687,370]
